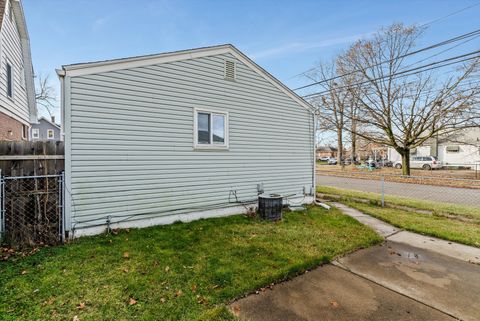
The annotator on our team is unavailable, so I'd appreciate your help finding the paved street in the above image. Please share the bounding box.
[317,175,480,207]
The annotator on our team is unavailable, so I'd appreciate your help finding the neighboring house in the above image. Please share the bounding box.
[57,44,316,237]
[345,138,388,161]
[316,145,337,159]
[387,127,480,165]
[30,116,61,141]
[0,0,37,140]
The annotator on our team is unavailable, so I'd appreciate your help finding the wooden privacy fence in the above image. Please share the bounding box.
[0,141,65,247]
[0,141,64,176]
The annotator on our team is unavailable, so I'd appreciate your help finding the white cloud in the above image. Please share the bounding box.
[250,32,371,60]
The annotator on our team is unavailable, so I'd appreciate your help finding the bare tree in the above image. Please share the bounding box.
[339,24,480,175]
[306,60,351,165]
[35,74,57,118]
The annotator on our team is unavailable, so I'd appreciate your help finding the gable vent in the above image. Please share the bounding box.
[224,60,236,80]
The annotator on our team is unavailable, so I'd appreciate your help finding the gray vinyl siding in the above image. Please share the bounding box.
[67,53,314,229]
[31,119,61,141]
[0,1,29,124]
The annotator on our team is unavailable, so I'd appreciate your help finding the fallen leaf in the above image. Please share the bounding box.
[232,306,241,316]
[21,270,27,275]
[175,290,183,297]
[191,284,197,292]
[330,300,339,308]
[165,266,170,272]
[73,316,80,321]
[77,302,86,310]
[128,298,137,305]
[123,268,129,273]
[160,297,166,303]
[123,252,129,259]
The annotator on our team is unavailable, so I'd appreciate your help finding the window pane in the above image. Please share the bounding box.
[6,64,12,98]
[212,115,225,144]
[197,113,210,144]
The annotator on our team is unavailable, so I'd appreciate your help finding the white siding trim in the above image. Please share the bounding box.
[71,196,314,238]
[64,76,73,231]
[60,45,314,114]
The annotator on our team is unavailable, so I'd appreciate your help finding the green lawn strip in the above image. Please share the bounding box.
[317,185,480,220]
[345,201,480,248]
[0,206,381,321]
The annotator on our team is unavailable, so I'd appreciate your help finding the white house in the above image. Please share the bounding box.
[387,127,480,166]
[57,44,316,237]
[0,0,36,141]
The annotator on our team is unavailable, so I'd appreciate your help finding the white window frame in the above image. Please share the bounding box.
[193,108,229,150]
[6,61,13,99]
[47,129,55,140]
[32,128,39,139]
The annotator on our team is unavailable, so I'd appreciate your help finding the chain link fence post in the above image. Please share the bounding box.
[0,169,4,242]
[381,175,385,207]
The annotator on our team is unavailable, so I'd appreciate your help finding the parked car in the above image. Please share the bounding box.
[394,156,442,170]
[318,156,330,161]
[382,160,393,167]
[327,157,337,165]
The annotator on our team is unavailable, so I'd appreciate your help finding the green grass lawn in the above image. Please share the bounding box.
[345,201,480,247]
[317,185,480,220]
[0,206,381,321]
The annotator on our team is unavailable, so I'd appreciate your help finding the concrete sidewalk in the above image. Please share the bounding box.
[332,202,480,264]
[231,203,480,321]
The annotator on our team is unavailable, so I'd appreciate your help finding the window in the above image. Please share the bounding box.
[446,145,460,153]
[22,125,28,140]
[6,63,13,98]
[47,129,55,140]
[32,128,39,139]
[194,109,228,149]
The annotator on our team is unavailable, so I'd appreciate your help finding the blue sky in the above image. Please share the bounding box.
[23,0,480,119]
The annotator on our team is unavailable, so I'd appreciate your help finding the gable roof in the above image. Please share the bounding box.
[1,0,37,123]
[38,116,61,129]
[57,44,314,113]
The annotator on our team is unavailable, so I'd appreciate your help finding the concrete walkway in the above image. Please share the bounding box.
[332,202,480,264]
[231,203,480,321]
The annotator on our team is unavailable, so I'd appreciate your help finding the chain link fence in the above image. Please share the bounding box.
[0,173,65,248]
[316,168,480,208]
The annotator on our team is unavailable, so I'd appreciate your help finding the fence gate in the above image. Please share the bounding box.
[0,174,65,247]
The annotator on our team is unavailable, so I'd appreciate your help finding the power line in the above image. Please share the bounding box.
[286,2,480,83]
[302,51,480,99]
[420,2,480,27]
[294,29,480,91]
[400,34,480,70]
